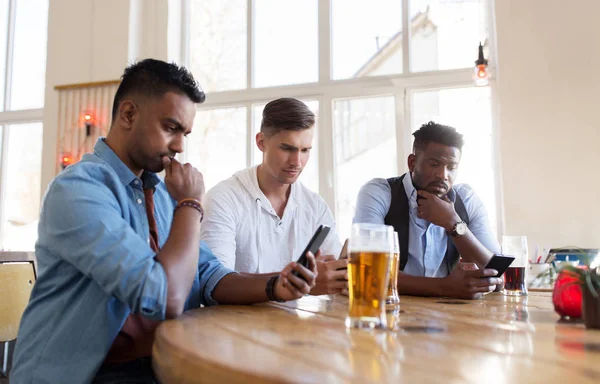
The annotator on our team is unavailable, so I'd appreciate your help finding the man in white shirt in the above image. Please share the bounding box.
[201,98,347,295]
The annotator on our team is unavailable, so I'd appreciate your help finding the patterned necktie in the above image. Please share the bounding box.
[143,188,160,252]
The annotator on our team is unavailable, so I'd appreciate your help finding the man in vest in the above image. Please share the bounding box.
[353,121,501,300]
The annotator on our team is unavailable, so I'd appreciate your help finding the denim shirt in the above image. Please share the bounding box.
[11,139,235,384]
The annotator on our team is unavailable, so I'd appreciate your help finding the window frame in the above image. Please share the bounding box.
[180,0,503,237]
[0,0,46,249]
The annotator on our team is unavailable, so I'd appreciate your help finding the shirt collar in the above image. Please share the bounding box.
[251,165,298,208]
[93,138,161,189]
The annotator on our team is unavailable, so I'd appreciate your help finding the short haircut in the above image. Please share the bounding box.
[260,98,315,137]
[412,121,464,152]
[111,58,205,121]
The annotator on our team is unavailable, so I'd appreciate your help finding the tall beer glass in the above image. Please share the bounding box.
[346,223,393,329]
[385,231,400,308]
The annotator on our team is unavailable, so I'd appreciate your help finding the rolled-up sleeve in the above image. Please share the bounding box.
[197,241,237,306]
[40,169,167,321]
[353,178,392,225]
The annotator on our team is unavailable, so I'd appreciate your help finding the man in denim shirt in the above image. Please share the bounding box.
[11,59,317,384]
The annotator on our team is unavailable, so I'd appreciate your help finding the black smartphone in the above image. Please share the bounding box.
[292,225,331,281]
[483,254,515,277]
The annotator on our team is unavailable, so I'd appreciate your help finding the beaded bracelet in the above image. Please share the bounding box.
[266,275,285,302]
[174,198,204,222]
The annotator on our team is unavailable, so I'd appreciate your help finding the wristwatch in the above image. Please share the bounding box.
[448,221,468,237]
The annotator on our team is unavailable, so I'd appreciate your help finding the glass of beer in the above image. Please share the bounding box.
[502,236,528,296]
[346,223,393,329]
[385,231,400,308]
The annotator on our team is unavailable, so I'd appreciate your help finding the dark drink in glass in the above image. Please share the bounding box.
[504,266,527,296]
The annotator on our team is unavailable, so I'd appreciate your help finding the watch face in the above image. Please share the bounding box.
[456,222,467,235]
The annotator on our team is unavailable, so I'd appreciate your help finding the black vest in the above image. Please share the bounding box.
[384,174,470,274]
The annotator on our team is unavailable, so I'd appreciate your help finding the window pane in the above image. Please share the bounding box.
[252,100,319,192]
[189,0,246,92]
[2,123,43,251]
[0,1,9,110]
[253,0,318,87]
[410,86,496,234]
[334,96,397,240]
[10,0,49,110]
[409,0,487,72]
[332,0,403,80]
[186,107,247,191]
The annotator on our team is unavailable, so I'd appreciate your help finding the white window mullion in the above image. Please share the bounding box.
[0,0,18,248]
[247,0,254,166]
[402,0,410,74]
[489,79,504,239]
[318,0,331,84]
[318,94,335,216]
[0,124,8,249]
[247,0,253,89]
[246,102,253,167]
[395,87,409,175]
[180,0,191,67]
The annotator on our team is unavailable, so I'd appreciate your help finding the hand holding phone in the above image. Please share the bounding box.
[292,225,331,281]
[483,254,515,277]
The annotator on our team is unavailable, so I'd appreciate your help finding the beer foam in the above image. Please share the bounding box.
[349,244,393,253]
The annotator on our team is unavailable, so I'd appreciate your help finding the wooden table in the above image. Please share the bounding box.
[153,293,600,383]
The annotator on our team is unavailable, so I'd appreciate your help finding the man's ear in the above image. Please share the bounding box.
[408,153,416,172]
[118,100,138,130]
[256,132,266,152]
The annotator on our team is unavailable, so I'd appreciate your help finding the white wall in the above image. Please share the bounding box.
[495,0,600,250]
[41,0,170,194]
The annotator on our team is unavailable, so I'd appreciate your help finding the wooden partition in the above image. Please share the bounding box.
[54,80,120,173]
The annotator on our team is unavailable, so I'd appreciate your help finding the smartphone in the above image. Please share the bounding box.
[483,254,515,277]
[292,225,331,281]
[339,238,349,260]
[336,238,349,271]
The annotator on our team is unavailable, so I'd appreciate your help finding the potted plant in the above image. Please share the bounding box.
[552,249,600,329]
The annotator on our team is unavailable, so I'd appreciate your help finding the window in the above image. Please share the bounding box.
[409,0,488,72]
[186,107,247,191]
[334,96,397,239]
[188,0,247,92]
[253,0,318,87]
[10,0,49,109]
[1,123,43,250]
[332,0,403,79]
[0,0,49,250]
[185,0,499,242]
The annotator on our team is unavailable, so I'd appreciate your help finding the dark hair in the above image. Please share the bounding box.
[260,98,315,137]
[412,121,464,152]
[111,58,205,121]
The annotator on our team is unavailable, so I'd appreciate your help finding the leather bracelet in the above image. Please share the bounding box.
[266,275,285,302]
[177,197,202,205]
[174,199,204,222]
